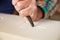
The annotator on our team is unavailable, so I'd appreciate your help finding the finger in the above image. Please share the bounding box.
[19,5,37,17]
[14,1,26,12]
[30,0,37,6]
[19,5,32,17]
[12,0,19,6]
[14,5,20,12]
[14,1,24,12]
[14,1,30,12]
[17,0,32,11]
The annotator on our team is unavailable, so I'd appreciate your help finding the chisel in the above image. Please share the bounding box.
[26,16,34,27]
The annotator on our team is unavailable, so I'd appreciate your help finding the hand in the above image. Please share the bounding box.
[12,0,43,21]
[12,0,31,12]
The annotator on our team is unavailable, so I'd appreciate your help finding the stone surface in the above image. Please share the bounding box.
[0,13,60,40]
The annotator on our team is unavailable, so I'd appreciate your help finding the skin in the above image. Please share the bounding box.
[12,0,60,21]
[12,0,43,21]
